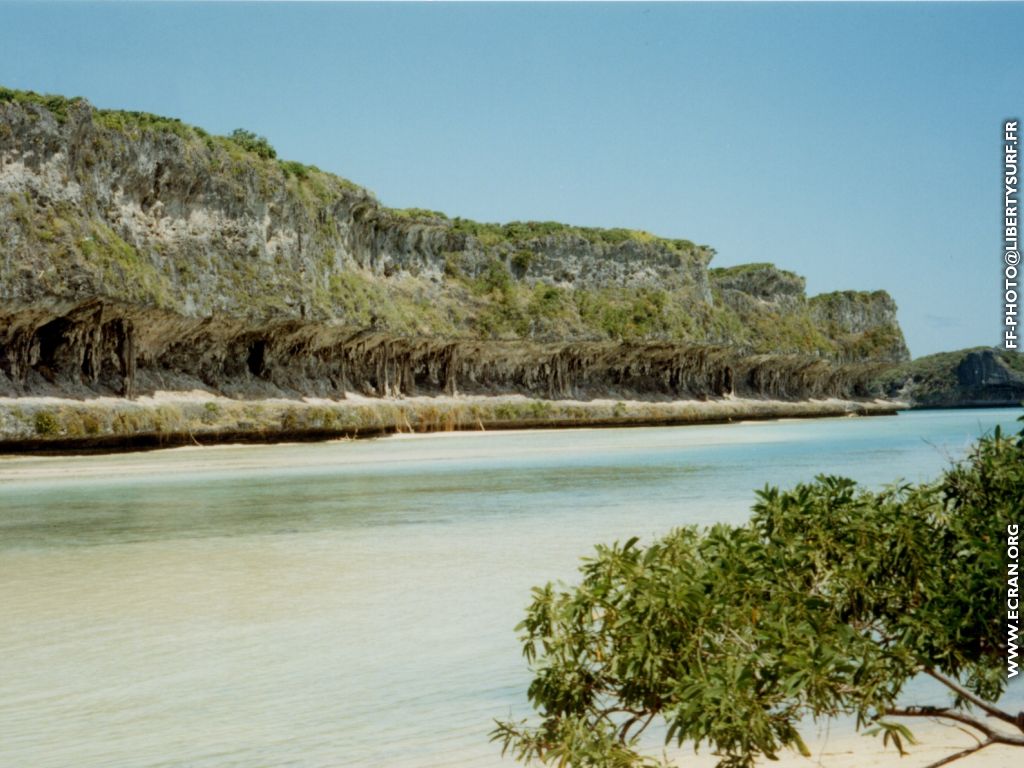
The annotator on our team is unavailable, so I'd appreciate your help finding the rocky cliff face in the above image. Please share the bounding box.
[875,348,1024,408]
[808,291,900,335]
[0,298,891,402]
[0,88,909,403]
[0,94,711,322]
[707,265,909,363]
[710,263,807,307]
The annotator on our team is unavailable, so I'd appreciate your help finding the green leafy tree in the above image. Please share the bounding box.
[494,424,1024,767]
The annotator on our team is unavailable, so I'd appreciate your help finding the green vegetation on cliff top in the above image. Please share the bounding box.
[0,86,87,123]
[1,86,700,255]
[0,86,361,192]
[0,86,907,362]
[709,262,798,278]
[386,209,703,255]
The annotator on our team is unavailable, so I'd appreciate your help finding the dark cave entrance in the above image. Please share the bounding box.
[246,340,266,377]
[35,318,72,375]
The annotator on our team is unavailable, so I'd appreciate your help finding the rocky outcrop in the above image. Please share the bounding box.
[874,348,1024,408]
[807,291,909,363]
[711,263,806,308]
[808,290,901,336]
[707,266,908,363]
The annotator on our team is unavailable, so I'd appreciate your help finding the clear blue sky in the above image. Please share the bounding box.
[1,1,1018,357]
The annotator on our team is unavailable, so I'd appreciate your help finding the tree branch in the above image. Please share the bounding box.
[618,708,658,742]
[886,707,1024,747]
[632,712,656,741]
[949,723,984,747]
[924,668,1021,730]
[919,738,993,768]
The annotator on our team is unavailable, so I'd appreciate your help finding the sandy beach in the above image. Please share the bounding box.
[674,719,1020,767]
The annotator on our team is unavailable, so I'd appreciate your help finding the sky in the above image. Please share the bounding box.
[0,1,1018,357]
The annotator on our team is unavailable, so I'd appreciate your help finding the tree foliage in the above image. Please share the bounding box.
[494,423,1024,767]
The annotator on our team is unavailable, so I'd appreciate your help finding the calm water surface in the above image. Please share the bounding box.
[1,408,1021,767]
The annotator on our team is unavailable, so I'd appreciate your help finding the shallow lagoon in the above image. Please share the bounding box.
[1,408,1021,767]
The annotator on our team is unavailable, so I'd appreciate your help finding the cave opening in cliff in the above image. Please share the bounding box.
[34,318,72,379]
[247,340,266,377]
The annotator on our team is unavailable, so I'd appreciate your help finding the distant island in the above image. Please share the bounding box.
[0,87,1020,451]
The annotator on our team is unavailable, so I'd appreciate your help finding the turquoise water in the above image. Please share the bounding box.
[0,408,1020,767]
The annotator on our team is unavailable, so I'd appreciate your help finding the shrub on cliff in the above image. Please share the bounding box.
[0,86,85,123]
[494,424,1024,767]
[228,128,277,160]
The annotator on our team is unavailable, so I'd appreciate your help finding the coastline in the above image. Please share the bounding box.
[0,391,907,455]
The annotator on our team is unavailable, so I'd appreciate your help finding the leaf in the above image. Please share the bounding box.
[791,730,812,758]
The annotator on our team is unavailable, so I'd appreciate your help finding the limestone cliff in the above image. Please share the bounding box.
[0,88,909,405]
[874,348,1024,408]
[0,91,711,331]
[707,265,908,362]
